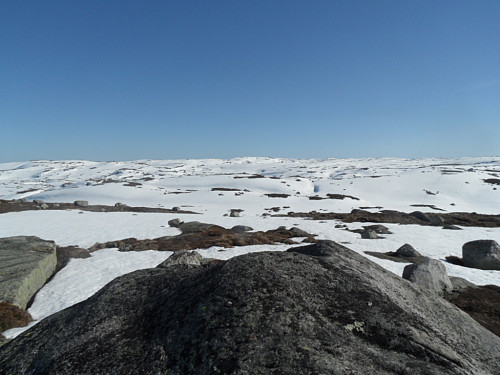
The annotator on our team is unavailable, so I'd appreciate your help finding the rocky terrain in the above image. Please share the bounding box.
[1,157,499,373]
[1,241,499,375]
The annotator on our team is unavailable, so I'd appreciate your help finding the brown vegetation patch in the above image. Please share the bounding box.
[446,285,500,337]
[0,302,33,333]
[279,210,500,227]
[0,199,198,215]
[89,225,316,252]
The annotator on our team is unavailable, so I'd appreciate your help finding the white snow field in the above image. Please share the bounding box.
[1,157,499,338]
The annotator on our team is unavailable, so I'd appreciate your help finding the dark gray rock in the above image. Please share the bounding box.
[462,240,500,270]
[1,241,499,375]
[289,227,310,237]
[178,221,214,234]
[362,225,392,234]
[231,225,253,233]
[361,229,379,239]
[167,218,184,228]
[395,243,421,258]
[443,225,462,230]
[402,258,453,295]
[409,211,444,226]
[0,236,57,310]
[409,210,430,222]
[449,277,476,292]
[229,209,243,217]
[73,200,88,207]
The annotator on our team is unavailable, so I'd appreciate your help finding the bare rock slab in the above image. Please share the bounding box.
[0,236,57,310]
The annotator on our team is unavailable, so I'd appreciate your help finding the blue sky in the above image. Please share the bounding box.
[1,1,500,161]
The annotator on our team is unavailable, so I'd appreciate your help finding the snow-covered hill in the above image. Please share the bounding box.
[1,157,499,338]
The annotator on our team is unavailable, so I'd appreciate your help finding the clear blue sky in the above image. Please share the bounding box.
[1,1,500,161]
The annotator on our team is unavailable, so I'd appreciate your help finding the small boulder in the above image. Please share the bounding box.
[230,209,243,217]
[178,221,214,234]
[395,244,421,258]
[462,240,500,270]
[289,227,310,237]
[402,258,453,295]
[361,230,379,239]
[171,207,181,212]
[443,225,462,230]
[74,200,89,207]
[231,225,253,233]
[40,203,49,210]
[157,250,203,268]
[449,276,476,292]
[168,218,184,228]
[33,200,44,205]
[362,225,392,234]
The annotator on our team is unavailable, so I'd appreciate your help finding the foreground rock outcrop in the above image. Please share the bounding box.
[1,241,499,375]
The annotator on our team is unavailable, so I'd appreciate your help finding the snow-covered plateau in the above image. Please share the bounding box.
[1,157,499,339]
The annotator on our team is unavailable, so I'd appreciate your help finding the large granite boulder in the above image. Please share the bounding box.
[402,258,453,295]
[0,236,57,310]
[1,241,499,374]
[462,239,500,270]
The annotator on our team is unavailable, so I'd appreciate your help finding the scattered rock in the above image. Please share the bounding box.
[73,200,89,207]
[288,227,310,237]
[229,209,243,217]
[462,240,500,270]
[171,206,181,212]
[178,221,214,234]
[443,225,462,230]
[40,203,49,210]
[402,258,453,295]
[409,211,444,225]
[395,243,421,258]
[449,276,476,292]
[360,230,379,239]
[231,225,253,233]
[33,200,44,205]
[168,218,184,228]
[362,224,392,234]
[2,241,499,374]
[264,193,290,198]
[326,193,359,200]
